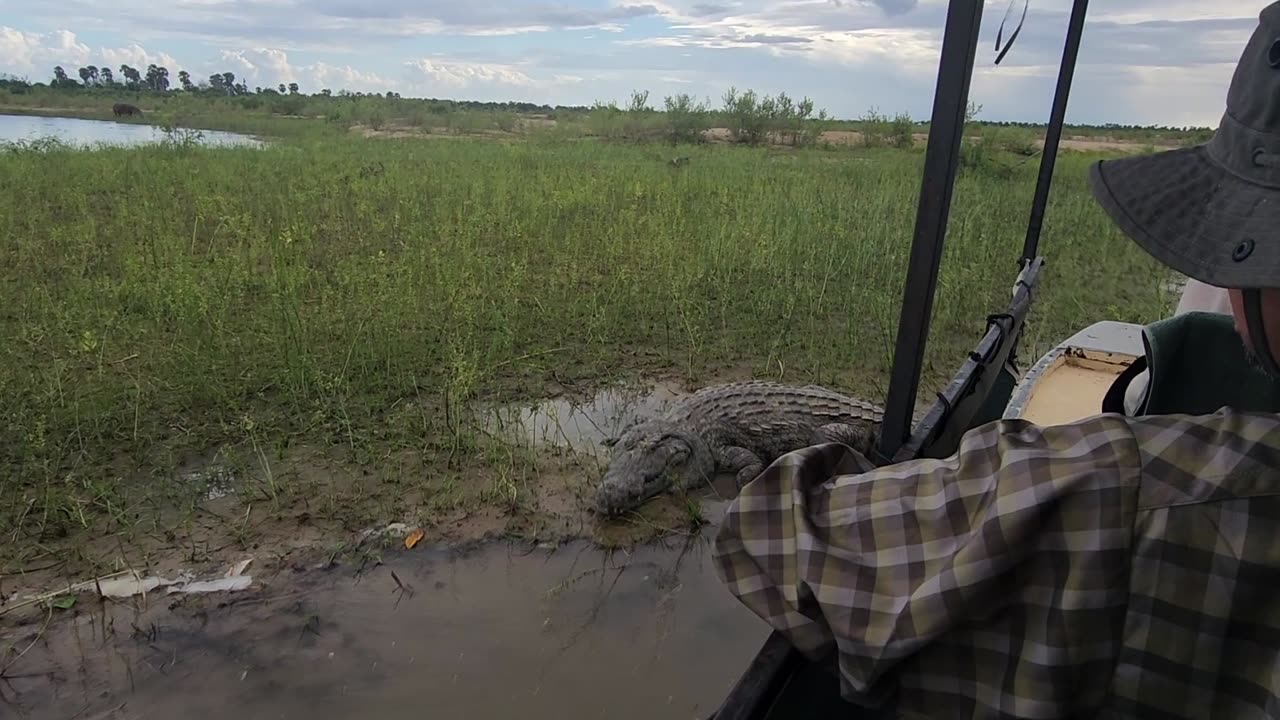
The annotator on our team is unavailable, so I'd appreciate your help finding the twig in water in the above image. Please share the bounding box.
[390,570,414,609]
[0,605,53,677]
[0,559,65,577]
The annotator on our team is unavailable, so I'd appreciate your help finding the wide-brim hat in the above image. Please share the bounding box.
[1088,1,1280,290]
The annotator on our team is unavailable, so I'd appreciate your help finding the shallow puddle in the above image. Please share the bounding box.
[1,523,767,719]
[479,381,686,459]
[174,449,239,502]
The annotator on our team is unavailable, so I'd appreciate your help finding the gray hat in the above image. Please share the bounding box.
[1088,1,1280,289]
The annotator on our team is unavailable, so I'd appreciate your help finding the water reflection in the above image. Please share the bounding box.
[0,531,766,719]
[0,113,262,148]
[478,380,686,460]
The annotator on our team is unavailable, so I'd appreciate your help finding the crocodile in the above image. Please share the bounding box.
[592,380,884,516]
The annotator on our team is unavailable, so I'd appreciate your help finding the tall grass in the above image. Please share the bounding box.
[0,133,1174,551]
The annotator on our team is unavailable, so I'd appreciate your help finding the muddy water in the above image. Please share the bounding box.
[479,381,686,459]
[2,528,767,719]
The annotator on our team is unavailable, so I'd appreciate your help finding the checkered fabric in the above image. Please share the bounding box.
[713,410,1280,719]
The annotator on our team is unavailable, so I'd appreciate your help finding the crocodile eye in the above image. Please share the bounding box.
[665,438,690,459]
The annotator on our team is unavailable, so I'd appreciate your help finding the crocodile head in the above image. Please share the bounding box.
[592,420,714,516]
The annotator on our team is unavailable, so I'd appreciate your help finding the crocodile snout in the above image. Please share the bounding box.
[593,478,646,516]
[593,463,665,516]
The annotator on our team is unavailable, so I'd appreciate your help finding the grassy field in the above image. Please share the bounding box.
[0,107,1180,578]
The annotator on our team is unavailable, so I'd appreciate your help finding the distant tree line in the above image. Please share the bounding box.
[0,65,596,115]
[0,65,1215,139]
[48,64,281,96]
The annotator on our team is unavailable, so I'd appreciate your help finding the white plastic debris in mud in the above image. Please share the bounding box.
[172,576,253,594]
[3,560,258,616]
[72,559,255,600]
[96,575,174,598]
[357,521,411,544]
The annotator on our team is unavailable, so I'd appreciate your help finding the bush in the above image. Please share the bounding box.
[495,112,518,133]
[587,100,627,139]
[663,93,711,144]
[722,87,768,144]
[990,126,1039,156]
[719,87,831,147]
[268,96,308,116]
[858,108,914,149]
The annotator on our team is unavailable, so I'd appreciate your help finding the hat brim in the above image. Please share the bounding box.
[1088,146,1280,289]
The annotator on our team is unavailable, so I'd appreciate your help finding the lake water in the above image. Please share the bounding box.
[0,113,262,148]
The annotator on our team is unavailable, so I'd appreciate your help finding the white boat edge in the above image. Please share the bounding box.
[1004,321,1145,426]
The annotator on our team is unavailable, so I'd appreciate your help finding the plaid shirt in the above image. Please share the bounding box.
[713,409,1280,719]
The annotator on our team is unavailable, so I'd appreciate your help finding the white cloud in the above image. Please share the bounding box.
[1087,0,1258,24]
[406,58,539,89]
[0,27,90,76]
[0,26,200,99]
[0,0,1265,126]
[101,43,181,72]
[0,26,188,83]
[307,62,397,93]
[33,0,666,46]
[403,58,589,91]
[1078,64,1234,128]
[219,47,395,93]
[805,28,938,71]
[220,48,297,85]
[618,0,947,77]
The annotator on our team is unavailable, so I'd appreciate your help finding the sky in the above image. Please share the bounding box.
[0,0,1264,127]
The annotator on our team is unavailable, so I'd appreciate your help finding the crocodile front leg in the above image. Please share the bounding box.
[811,422,875,453]
[717,446,765,487]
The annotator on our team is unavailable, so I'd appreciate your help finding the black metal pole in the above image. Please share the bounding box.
[876,0,986,461]
[1021,0,1090,262]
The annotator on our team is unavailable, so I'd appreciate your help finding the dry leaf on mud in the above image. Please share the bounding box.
[404,528,425,549]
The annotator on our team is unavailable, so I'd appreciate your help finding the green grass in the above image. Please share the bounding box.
[0,128,1176,569]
